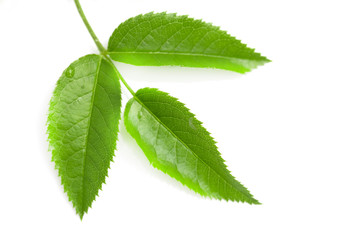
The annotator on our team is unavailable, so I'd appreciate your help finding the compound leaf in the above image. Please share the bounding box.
[47,54,121,219]
[108,12,269,73]
[124,88,259,203]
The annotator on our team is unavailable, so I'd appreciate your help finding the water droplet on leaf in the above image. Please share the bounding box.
[66,67,75,78]
[137,111,143,120]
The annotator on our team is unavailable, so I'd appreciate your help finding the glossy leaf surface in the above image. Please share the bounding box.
[108,12,269,73]
[124,88,259,203]
[47,54,121,218]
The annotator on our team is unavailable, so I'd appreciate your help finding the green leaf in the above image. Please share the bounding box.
[47,54,121,219]
[124,88,259,204]
[108,12,269,73]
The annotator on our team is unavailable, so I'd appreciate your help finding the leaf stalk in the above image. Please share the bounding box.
[107,59,136,96]
[74,0,136,96]
[74,0,107,55]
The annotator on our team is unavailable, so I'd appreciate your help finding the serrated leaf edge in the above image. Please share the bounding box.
[108,11,270,72]
[126,88,260,204]
[47,54,121,219]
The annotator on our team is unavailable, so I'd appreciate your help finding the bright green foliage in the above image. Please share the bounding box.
[47,54,121,219]
[49,1,266,217]
[124,88,259,203]
[108,12,269,73]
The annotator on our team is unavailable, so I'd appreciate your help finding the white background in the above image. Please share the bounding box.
[0,0,359,239]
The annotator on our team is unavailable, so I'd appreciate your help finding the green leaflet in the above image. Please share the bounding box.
[124,88,259,204]
[108,12,269,73]
[47,54,121,219]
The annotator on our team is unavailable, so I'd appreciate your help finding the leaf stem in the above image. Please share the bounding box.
[74,0,106,54]
[107,59,136,96]
[74,0,136,96]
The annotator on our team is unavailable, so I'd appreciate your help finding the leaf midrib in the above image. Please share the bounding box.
[110,51,266,62]
[133,96,252,199]
[81,55,103,214]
